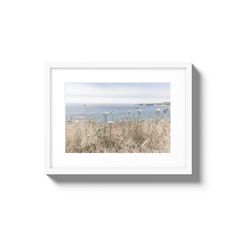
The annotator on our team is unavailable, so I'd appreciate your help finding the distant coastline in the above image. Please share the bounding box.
[138,102,170,106]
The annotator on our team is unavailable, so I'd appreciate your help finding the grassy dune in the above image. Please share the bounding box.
[66,118,170,153]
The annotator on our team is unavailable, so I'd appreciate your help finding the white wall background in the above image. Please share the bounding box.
[0,0,235,235]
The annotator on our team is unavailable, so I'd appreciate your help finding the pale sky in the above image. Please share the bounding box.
[65,83,170,104]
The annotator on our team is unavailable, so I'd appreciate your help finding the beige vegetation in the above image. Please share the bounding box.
[66,118,170,153]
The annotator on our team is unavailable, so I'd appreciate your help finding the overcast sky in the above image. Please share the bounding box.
[65,83,170,104]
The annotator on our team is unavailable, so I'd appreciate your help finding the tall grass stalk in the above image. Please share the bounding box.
[66,118,170,153]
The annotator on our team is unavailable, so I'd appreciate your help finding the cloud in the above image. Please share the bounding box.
[65,83,170,104]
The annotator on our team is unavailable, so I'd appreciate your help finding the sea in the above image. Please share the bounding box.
[66,103,170,123]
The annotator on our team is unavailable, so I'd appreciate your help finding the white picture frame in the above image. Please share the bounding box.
[45,63,192,175]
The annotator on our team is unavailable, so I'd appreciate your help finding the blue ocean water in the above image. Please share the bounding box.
[66,103,170,122]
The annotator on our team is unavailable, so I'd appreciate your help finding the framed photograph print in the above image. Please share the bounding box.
[45,63,192,175]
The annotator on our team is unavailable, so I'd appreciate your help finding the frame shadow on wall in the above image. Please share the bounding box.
[49,65,202,184]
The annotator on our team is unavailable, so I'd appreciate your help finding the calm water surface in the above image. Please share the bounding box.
[66,103,170,122]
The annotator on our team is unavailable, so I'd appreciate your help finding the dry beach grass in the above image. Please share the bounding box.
[66,118,170,153]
